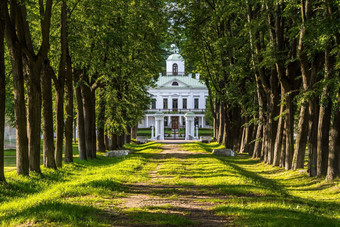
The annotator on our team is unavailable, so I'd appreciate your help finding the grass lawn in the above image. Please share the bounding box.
[4,142,80,168]
[0,141,339,226]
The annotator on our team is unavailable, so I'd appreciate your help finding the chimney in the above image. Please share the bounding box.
[195,73,200,80]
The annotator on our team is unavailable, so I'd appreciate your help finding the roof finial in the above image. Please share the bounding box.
[170,44,178,54]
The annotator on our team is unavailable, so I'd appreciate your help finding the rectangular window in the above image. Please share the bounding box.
[151,99,156,109]
[172,99,178,110]
[164,117,168,127]
[163,98,168,109]
[194,98,199,109]
[183,98,187,109]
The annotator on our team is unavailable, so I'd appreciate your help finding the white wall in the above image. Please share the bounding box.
[149,88,208,111]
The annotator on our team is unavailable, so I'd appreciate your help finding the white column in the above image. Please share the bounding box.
[185,112,195,140]
[151,125,155,139]
[146,116,149,127]
[195,125,199,139]
[201,117,204,128]
[154,112,164,140]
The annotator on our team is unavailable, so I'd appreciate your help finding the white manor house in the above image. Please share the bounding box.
[138,53,210,140]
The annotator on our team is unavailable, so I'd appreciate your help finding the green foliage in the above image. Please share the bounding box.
[68,0,169,135]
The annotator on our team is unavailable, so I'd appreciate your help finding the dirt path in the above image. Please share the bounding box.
[118,144,230,226]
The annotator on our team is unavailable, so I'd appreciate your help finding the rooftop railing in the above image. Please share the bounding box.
[146,108,205,114]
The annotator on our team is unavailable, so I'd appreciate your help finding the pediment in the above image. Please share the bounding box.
[159,78,191,88]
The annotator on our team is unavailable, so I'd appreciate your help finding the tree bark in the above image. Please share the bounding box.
[5,10,29,176]
[284,91,294,170]
[126,126,132,144]
[280,119,286,168]
[63,0,73,164]
[308,99,319,176]
[218,101,225,144]
[327,93,340,180]
[273,89,284,167]
[292,103,309,170]
[0,0,6,181]
[75,72,86,160]
[64,49,73,163]
[253,74,264,159]
[81,77,94,159]
[42,63,56,169]
[91,89,97,158]
[27,64,42,173]
[131,124,138,139]
[97,88,106,152]
[316,45,333,177]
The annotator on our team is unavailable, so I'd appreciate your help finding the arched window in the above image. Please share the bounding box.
[172,81,179,86]
[172,63,178,75]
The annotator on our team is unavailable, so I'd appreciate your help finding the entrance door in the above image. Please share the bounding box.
[171,117,179,130]
[172,99,178,111]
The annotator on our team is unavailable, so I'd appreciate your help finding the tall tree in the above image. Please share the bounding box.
[0,0,6,182]
[5,1,29,176]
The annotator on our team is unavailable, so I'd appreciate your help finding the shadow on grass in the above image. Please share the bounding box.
[1,201,112,226]
[0,155,128,203]
[85,179,128,192]
[122,210,193,226]
[214,204,340,226]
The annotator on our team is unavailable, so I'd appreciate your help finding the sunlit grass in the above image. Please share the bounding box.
[1,141,339,226]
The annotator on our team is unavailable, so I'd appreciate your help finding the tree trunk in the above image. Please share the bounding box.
[0,3,6,181]
[239,119,246,153]
[284,91,294,170]
[42,63,56,169]
[308,99,319,176]
[317,45,333,177]
[131,124,138,139]
[273,90,284,167]
[110,134,117,150]
[91,89,97,158]
[218,101,225,144]
[280,119,286,168]
[55,86,64,167]
[327,93,340,180]
[253,74,264,159]
[317,99,331,177]
[6,41,29,176]
[63,0,73,164]
[81,81,93,159]
[126,126,132,144]
[97,88,106,152]
[292,103,309,170]
[64,50,73,164]
[5,4,30,176]
[27,64,42,173]
[75,73,86,160]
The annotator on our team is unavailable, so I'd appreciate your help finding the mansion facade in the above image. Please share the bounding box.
[138,53,210,140]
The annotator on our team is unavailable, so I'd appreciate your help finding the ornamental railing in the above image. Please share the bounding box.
[146,108,205,114]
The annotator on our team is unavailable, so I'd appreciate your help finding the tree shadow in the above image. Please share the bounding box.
[214,205,340,226]
[1,201,112,226]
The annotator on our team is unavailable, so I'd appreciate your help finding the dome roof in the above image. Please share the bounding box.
[167,54,184,61]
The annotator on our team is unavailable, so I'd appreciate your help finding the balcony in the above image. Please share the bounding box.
[146,108,206,114]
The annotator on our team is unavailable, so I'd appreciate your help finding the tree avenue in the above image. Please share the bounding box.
[0,0,167,180]
[172,0,339,180]
[0,0,339,184]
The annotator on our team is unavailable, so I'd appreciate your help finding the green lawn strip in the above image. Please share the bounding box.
[174,142,340,226]
[0,152,154,226]
[4,142,80,168]
[181,142,224,153]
